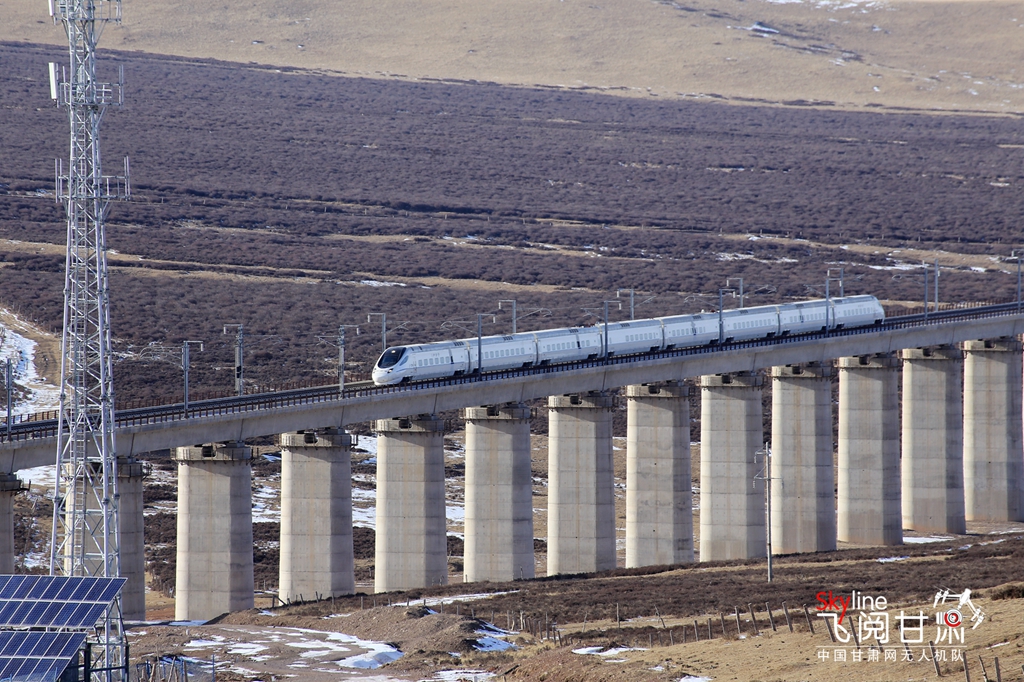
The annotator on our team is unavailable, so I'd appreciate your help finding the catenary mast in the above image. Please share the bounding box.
[47,0,130,675]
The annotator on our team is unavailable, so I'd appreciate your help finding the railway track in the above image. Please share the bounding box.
[3,300,1021,443]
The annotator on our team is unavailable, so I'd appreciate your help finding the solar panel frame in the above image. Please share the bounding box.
[0,576,125,630]
[0,631,84,682]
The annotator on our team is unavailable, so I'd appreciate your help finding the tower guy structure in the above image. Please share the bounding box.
[47,0,130,675]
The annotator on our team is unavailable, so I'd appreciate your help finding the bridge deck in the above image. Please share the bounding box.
[4,302,1024,471]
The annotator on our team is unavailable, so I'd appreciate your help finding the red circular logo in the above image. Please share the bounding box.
[944,609,963,627]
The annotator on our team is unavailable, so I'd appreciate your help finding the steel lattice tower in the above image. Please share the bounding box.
[47,0,130,676]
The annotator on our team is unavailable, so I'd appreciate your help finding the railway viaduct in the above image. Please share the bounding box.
[2,304,1024,621]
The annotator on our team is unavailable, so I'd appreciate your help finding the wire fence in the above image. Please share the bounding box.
[133,656,217,682]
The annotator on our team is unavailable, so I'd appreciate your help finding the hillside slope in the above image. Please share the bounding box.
[3,0,1023,114]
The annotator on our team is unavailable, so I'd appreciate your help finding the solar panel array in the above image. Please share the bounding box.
[0,631,85,681]
[0,575,125,629]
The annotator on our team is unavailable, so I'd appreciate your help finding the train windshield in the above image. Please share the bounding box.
[376,347,407,368]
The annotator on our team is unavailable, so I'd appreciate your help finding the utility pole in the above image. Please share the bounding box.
[923,262,929,319]
[600,301,621,360]
[47,0,131,672]
[616,289,635,320]
[1012,250,1023,312]
[754,443,773,583]
[477,313,484,374]
[825,268,844,333]
[725,278,744,309]
[717,288,736,344]
[498,300,517,334]
[181,341,203,415]
[367,313,387,353]
[223,324,244,396]
[4,359,11,441]
[337,325,360,394]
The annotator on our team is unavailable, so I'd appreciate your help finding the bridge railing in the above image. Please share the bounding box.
[3,300,1021,443]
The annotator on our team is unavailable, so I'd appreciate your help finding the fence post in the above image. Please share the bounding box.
[802,604,815,635]
[747,604,759,636]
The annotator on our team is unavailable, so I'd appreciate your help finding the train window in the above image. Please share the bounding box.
[377,347,407,368]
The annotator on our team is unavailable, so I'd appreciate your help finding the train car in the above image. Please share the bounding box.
[778,299,830,335]
[534,327,601,364]
[372,341,470,385]
[604,318,664,356]
[456,332,537,373]
[659,313,719,349]
[372,295,887,385]
[831,295,885,328]
[721,306,781,343]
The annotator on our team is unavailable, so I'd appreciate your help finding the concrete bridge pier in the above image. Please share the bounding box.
[118,458,147,620]
[625,382,693,567]
[174,442,255,621]
[279,429,355,602]
[547,392,616,575]
[837,355,902,545]
[963,339,1024,522]
[0,473,23,574]
[699,373,765,561]
[901,346,966,534]
[770,364,836,554]
[374,415,447,593]
[463,404,534,582]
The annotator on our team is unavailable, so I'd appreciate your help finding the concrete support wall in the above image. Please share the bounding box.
[625,383,693,567]
[374,415,447,593]
[463,404,534,583]
[837,355,902,545]
[0,473,23,575]
[547,392,616,575]
[770,364,836,554]
[174,442,255,621]
[699,373,765,561]
[279,429,355,602]
[901,346,966,534]
[118,458,147,620]
[963,339,1024,522]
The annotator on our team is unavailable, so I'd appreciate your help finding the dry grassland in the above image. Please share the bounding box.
[3,0,1023,115]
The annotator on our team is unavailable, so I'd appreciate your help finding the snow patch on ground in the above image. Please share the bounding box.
[16,464,56,491]
[903,535,955,544]
[472,636,514,652]
[573,646,647,657]
[425,671,496,681]
[0,318,61,417]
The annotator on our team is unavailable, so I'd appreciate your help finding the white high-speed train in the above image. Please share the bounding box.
[371,295,885,386]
